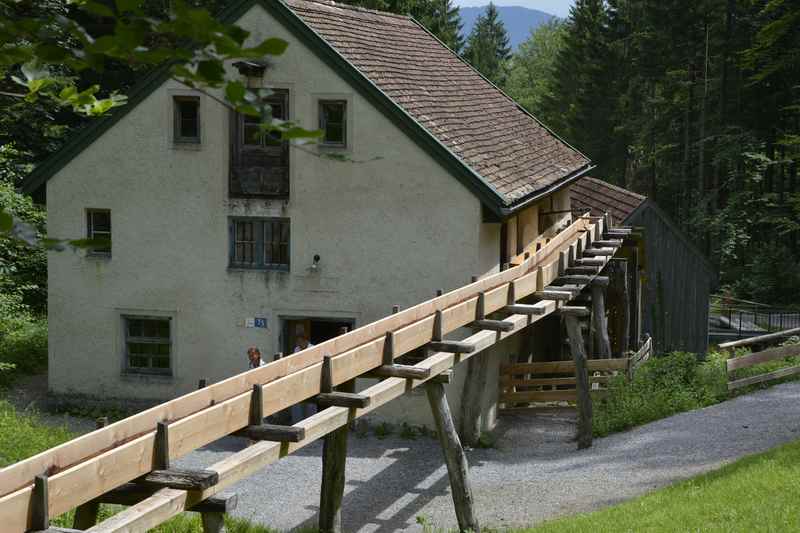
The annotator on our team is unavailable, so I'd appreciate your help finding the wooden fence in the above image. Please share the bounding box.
[0,213,631,533]
[499,358,629,405]
[721,328,800,391]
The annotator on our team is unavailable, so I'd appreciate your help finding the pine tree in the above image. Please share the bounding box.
[463,3,511,85]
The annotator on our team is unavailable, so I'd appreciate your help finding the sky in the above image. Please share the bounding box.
[453,0,576,18]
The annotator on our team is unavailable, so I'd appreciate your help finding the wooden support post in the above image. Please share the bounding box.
[318,379,355,533]
[201,512,225,533]
[591,278,611,358]
[460,342,488,448]
[563,312,593,450]
[433,310,443,342]
[73,417,108,529]
[31,475,49,532]
[507,281,516,305]
[249,384,265,426]
[155,421,170,470]
[198,379,207,389]
[558,250,568,276]
[425,381,480,533]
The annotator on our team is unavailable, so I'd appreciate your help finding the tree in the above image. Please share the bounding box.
[0,0,321,249]
[339,0,464,52]
[505,20,566,120]
[463,3,511,86]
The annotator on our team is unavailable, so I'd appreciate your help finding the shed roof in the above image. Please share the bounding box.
[570,177,647,224]
[24,0,591,214]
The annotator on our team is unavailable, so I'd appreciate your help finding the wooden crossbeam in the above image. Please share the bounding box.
[427,341,476,353]
[505,304,546,316]
[366,364,431,380]
[558,306,590,317]
[575,257,606,266]
[470,319,514,332]
[582,247,616,257]
[565,266,599,275]
[316,392,371,409]
[535,289,573,301]
[592,239,623,247]
[590,276,610,286]
[93,482,238,513]
[233,424,305,442]
[137,469,219,491]
[430,370,453,384]
[0,216,599,533]
[554,274,593,284]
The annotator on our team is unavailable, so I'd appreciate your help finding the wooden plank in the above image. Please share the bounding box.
[93,483,236,513]
[500,390,578,403]
[728,365,800,390]
[719,327,800,349]
[726,344,800,372]
[425,381,479,533]
[470,319,514,332]
[82,303,554,533]
[232,424,305,442]
[366,364,431,380]
[316,392,370,409]
[535,290,573,301]
[427,341,476,353]
[505,304,546,316]
[501,358,629,375]
[559,306,590,317]
[137,469,218,491]
[582,247,616,257]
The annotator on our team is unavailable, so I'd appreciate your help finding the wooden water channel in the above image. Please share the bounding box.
[0,214,634,533]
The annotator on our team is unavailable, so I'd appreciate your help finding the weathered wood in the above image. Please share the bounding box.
[31,475,48,532]
[535,290,573,301]
[566,266,600,275]
[564,316,592,449]
[73,416,109,530]
[320,355,334,394]
[726,344,800,372]
[460,349,488,447]
[427,341,476,353]
[425,382,480,533]
[32,528,82,533]
[248,384,264,425]
[719,327,800,349]
[582,247,616,257]
[555,274,594,284]
[592,239,623,247]
[558,306,590,317]
[319,380,354,533]
[0,218,594,533]
[366,364,431,380]
[728,365,800,390]
[431,370,453,384]
[470,319,514,332]
[501,358,629,375]
[233,424,305,442]
[382,332,395,366]
[138,469,219,491]
[71,301,556,533]
[200,512,224,533]
[591,284,611,358]
[505,304,546,316]
[316,392,370,409]
[590,276,610,287]
[576,257,606,266]
[154,421,170,470]
[93,483,237,513]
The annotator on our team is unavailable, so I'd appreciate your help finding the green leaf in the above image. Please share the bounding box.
[281,127,323,140]
[225,81,246,104]
[245,38,288,57]
[81,1,116,17]
[0,209,13,232]
[114,0,141,14]
[196,60,225,85]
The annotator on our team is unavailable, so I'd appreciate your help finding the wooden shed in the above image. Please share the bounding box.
[572,177,716,354]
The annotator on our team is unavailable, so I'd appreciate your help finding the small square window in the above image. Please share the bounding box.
[124,316,172,375]
[86,209,111,256]
[173,96,200,144]
[229,217,289,271]
[319,100,347,147]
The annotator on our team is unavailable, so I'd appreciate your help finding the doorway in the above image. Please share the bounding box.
[282,316,355,355]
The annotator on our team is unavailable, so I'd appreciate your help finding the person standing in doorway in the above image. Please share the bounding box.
[293,333,313,353]
[247,346,265,368]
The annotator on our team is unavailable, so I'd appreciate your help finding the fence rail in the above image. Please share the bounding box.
[722,328,800,391]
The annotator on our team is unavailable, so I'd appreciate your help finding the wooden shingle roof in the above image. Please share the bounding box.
[286,0,590,205]
[570,177,647,224]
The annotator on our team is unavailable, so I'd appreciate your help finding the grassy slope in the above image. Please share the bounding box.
[523,438,800,532]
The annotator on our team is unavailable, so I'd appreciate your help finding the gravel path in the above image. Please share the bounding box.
[176,382,800,532]
[5,374,96,434]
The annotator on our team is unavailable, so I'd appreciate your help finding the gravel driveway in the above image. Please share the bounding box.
[176,382,800,532]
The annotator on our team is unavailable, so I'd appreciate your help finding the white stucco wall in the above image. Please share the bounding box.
[46,5,501,412]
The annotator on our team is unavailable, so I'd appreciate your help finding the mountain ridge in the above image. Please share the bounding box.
[458,5,556,50]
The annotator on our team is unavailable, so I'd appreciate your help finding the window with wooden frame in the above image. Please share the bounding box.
[123,316,172,375]
[319,100,347,147]
[229,217,290,271]
[86,209,111,256]
[173,96,200,144]
[230,89,289,197]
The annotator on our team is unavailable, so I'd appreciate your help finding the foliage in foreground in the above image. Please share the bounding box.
[592,344,800,437]
[0,400,72,467]
[0,292,47,388]
[523,437,800,532]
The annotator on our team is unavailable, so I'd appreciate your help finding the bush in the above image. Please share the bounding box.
[593,352,728,437]
[0,292,47,387]
[0,399,73,467]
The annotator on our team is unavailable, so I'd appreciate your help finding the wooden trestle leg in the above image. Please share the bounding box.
[563,310,593,450]
[425,381,480,533]
[318,379,354,533]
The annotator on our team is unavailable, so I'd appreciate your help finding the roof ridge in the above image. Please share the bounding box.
[285,0,411,20]
[584,176,647,201]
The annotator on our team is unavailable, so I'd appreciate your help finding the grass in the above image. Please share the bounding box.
[521,438,800,532]
[0,400,73,467]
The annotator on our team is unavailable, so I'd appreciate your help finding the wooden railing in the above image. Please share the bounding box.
[0,213,629,533]
[721,328,800,391]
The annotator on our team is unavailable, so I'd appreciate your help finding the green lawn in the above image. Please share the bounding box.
[521,438,800,532]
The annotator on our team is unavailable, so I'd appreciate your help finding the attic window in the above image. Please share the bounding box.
[86,209,111,256]
[319,100,347,147]
[173,96,200,144]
